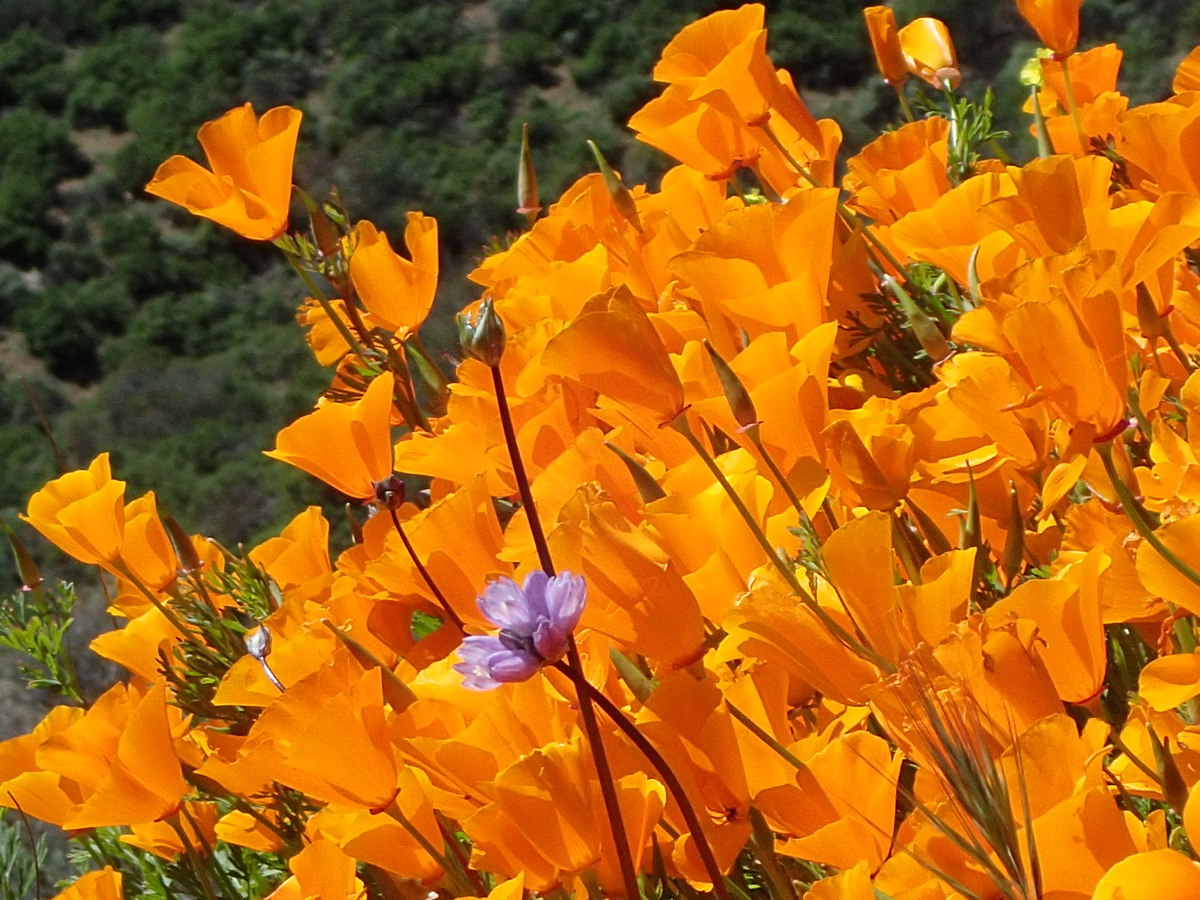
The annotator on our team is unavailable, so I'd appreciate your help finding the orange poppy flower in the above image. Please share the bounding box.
[1176,45,1200,92]
[349,214,439,337]
[145,103,302,241]
[50,867,122,900]
[265,372,396,500]
[1093,850,1200,899]
[844,117,952,224]
[863,6,908,86]
[55,681,188,830]
[542,285,686,427]
[23,453,125,567]
[1016,0,1084,58]
[265,838,367,900]
[898,17,960,90]
[652,3,822,148]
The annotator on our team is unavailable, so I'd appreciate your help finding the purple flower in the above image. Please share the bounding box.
[453,570,587,690]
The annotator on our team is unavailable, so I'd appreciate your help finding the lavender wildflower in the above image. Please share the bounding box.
[453,570,587,690]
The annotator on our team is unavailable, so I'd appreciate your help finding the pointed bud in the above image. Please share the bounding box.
[884,275,952,363]
[703,340,759,435]
[966,245,983,309]
[587,140,642,232]
[605,442,666,502]
[905,498,953,555]
[162,512,202,576]
[403,336,450,417]
[2,522,42,600]
[1002,482,1025,587]
[517,122,541,227]
[1150,728,1190,817]
[961,464,981,551]
[457,297,507,366]
[1137,282,1165,341]
[296,188,340,259]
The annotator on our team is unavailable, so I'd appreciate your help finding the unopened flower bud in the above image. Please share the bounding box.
[587,140,642,233]
[517,122,541,226]
[457,297,507,366]
[1019,55,1045,88]
[244,625,272,661]
[703,340,759,434]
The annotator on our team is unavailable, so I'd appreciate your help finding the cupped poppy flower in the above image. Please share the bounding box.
[1016,0,1084,58]
[454,571,587,690]
[146,103,302,241]
[349,214,439,337]
[898,17,960,91]
[23,453,125,567]
[265,372,396,500]
[1092,849,1200,899]
[50,867,122,900]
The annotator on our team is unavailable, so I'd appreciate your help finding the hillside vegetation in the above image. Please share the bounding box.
[0,0,1194,575]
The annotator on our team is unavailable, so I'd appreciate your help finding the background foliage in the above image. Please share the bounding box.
[0,0,1195,732]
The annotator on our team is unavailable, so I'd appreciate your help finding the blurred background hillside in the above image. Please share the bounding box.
[0,0,1196,736]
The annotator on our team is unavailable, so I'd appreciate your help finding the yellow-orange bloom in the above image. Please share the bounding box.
[863,6,908,86]
[349,214,439,337]
[898,17,960,90]
[146,103,301,241]
[265,372,396,500]
[1016,0,1084,58]
[1092,850,1200,899]
[23,453,125,566]
[50,867,122,900]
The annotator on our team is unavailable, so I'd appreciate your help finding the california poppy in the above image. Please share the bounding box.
[146,103,302,241]
[265,372,396,500]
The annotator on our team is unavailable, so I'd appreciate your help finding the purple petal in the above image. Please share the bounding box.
[477,576,539,635]
[487,647,542,683]
[521,570,551,619]
[544,571,587,632]
[531,620,569,663]
[453,635,507,690]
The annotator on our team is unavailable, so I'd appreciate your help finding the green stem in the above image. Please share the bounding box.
[748,807,797,900]
[1030,84,1053,157]
[1097,440,1200,591]
[674,420,893,672]
[1162,318,1197,374]
[725,701,803,769]
[385,801,474,896]
[435,811,487,895]
[895,84,915,123]
[1059,56,1088,154]
[287,257,371,361]
[180,804,240,900]
[168,816,219,900]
